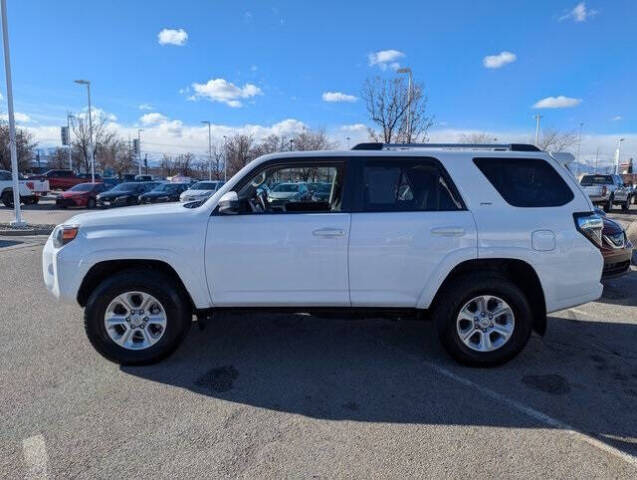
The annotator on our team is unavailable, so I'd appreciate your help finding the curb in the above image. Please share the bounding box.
[0,225,54,237]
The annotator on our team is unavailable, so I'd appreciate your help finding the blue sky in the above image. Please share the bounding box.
[1,0,635,163]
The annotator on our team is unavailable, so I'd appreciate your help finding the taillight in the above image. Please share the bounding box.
[573,212,603,247]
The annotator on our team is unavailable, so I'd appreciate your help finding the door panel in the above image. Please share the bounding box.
[206,213,351,306]
[348,211,477,307]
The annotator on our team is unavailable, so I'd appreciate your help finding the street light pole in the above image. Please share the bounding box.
[67,113,74,170]
[534,114,543,146]
[397,67,413,142]
[74,79,94,182]
[137,129,143,176]
[615,138,625,175]
[1,0,24,226]
[223,135,228,181]
[201,121,212,180]
[576,122,583,161]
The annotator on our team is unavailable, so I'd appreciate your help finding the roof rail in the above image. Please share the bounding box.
[351,142,541,152]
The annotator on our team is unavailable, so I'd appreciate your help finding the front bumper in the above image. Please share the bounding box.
[602,248,633,279]
[42,236,86,304]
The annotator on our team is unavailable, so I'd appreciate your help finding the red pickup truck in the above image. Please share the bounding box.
[29,169,87,191]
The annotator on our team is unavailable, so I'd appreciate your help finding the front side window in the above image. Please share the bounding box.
[474,157,574,207]
[237,162,344,214]
[361,160,464,212]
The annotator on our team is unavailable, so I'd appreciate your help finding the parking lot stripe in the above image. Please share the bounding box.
[22,434,49,479]
[426,361,637,468]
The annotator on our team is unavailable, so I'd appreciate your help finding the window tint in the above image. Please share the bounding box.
[580,175,612,186]
[474,157,574,207]
[0,171,11,180]
[361,160,464,212]
[238,163,344,214]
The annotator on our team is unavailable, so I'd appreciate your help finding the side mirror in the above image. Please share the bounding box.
[218,191,240,215]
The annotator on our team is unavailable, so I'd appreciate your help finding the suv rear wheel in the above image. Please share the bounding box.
[432,273,533,366]
[84,269,191,365]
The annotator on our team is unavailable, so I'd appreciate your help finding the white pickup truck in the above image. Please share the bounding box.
[579,174,631,212]
[0,169,49,207]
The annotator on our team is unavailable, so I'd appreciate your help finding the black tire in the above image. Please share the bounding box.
[622,199,629,212]
[84,269,192,365]
[87,197,96,209]
[604,196,613,212]
[2,190,14,207]
[432,273,533,367]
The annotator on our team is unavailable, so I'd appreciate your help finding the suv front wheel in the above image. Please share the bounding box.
[84,269,191,365]
[433,274,533,366]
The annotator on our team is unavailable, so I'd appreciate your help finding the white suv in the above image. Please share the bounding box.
[42,143,604,366]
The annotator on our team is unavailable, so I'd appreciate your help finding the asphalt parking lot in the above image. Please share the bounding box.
[1,202,637,478]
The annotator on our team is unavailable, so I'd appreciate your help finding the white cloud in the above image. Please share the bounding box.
[157,28,188,46]
[250,65,258,72]
[75,107,117,123]
[1,112,31,123]
[138,103,153,111]
[611,116,623,122]
[322,91,357,103]
[368,49,405,70]
[483,51,517,69]
[340,124,367,133]
[532,96,582,109]
[190,78,263,107]
[560,2,598,22]
[140,112,168,125]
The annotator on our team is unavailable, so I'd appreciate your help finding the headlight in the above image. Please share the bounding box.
[52,225,79,248]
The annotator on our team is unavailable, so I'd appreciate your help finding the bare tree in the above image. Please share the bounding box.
[71,113,117,173]
[0,122,37,172]
[224,134,257,177]
[536,128,579,152]
[46,147,70,169]
[291,129,335,151]
[362,76,434,143]
[458,132,496,144]
[99,139,135,178]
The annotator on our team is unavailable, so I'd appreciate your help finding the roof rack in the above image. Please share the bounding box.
[352,142,541,152]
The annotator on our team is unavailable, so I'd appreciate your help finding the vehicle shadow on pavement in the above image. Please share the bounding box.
[123,311,637,458]
[600,270,637,307]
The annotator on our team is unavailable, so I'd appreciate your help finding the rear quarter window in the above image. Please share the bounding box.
[474,157,574,207]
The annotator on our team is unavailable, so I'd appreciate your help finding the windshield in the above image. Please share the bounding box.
[110,182,138,192]
[69,183,96,192]
[191,181,219,190]
[272,183,300,192]
[150,183,173,192]
[581,175,612,186]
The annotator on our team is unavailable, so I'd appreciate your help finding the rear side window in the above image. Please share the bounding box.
[580,175,612,186]
[361,159,464,212]
[474,157,574,207]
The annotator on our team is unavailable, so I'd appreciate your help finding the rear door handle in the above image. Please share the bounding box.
[431,227,465,237]
[312,228,345,237]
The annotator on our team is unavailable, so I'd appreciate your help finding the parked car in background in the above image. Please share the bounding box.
[580,174,631,212]
[135,174,153,182]
[0,169,49,206]
[102,177,119,190]
[593,208,633,279]
[309,182,333,202]
[122,174,137,182]
[139,182,189,204]
[28,169,85,191]
[77,173,103,182]
[179,181,224,202]
[43,143,604,367]
[96,182,157,208]
[56,182,107,209]
[267,182,311,206]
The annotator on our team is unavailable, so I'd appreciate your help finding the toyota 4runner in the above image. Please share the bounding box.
[42,143,604,366]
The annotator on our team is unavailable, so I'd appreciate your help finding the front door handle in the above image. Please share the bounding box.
[431,227,465,237]
[313,228,345,237]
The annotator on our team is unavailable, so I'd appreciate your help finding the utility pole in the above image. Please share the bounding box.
[67,113,74,170]
[201,121,212,180]
[576,122,583,161]
[74,79,94,182]
[223,135,228,181]
[1,0,24,226]
[397,67,413,142]
[595,147,600,173]
[137,129,143,176]
[534,114,543,146]
[615,138,624,175]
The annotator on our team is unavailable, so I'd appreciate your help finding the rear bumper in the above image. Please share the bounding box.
[56,197,86,207]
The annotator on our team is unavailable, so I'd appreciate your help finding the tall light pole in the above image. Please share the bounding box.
[223,135,228,181]
[1,0,23,225]
[201,121,212,180]
[137,129,143,176]
[534,114,543,146]
[397,67,413,143]
[67,113,74,170]
[594,146,600,173]
[615,138,625,174]
[74,79,94,182]
[576,122,584,161]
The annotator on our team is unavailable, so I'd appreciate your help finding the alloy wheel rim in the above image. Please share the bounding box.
[456,295,515,353]
[104,291,167,350]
